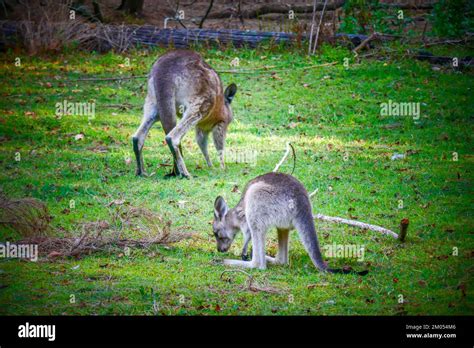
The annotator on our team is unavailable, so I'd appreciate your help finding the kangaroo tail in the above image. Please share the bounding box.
[294,209,369,276]
[294,210,330,272]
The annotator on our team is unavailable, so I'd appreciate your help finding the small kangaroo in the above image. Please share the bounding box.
[212,172,368,275]
[132,50,237,178]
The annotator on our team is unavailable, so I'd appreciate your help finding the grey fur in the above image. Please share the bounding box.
[212,172,328,271]
[132,50,237,178]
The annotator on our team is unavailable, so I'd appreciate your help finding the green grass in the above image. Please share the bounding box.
[0,43,473,315]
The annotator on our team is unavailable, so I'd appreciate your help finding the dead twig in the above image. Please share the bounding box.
[198,0,214,29]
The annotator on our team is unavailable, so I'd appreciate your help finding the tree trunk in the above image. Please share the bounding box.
[92,0,103,22]
[117,0,144,15]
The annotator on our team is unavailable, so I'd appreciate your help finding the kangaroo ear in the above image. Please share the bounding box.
[224,83,237,104]
[214,196,228,219]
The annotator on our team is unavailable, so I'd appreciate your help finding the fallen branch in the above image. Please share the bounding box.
[209,1,434,21]
[314,214,409,241]
[352,32,378,54]
[208,1,346,19]
[272,132,408,242]
[309,187,409,241]
[413,50,473,67]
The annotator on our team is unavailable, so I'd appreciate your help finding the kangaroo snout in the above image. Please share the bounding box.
[217,245,229,253]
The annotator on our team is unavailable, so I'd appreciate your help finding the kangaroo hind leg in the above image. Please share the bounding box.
[275,228,290,265]
[132,84,158,176]
[166,100,210,178]
[157,93,180,177]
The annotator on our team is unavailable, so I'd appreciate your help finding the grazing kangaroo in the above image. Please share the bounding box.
[132,50,237,178]
[212,172,368,275]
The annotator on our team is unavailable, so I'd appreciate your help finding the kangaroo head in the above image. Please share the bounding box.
[212,196,240,252]
[222,83,237,122]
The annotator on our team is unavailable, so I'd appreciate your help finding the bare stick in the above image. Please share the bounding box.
[314,213,400,239]
[312,0,329,54]
[308,0,318,55]
[273,142,292,172]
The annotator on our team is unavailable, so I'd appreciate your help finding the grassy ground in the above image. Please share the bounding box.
[0,43,473,315]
